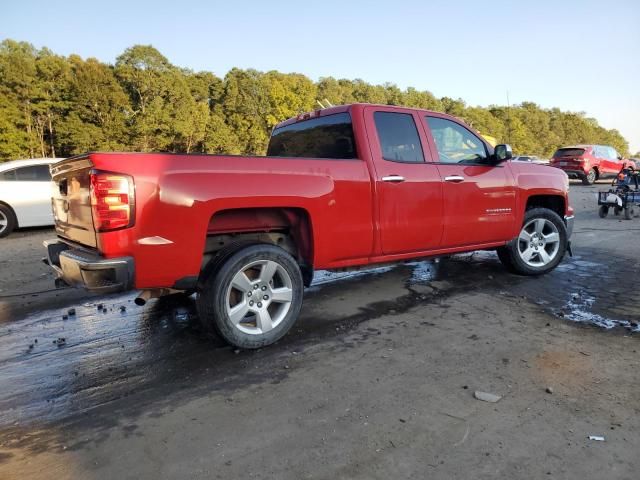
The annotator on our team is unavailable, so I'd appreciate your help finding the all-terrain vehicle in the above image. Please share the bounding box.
[598,166,640,220]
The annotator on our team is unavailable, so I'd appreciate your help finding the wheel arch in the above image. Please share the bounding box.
[0,200,18,228]
[201,207,314,286]
[525,195,565,219]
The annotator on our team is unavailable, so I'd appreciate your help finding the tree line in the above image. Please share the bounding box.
[0,39,632,162]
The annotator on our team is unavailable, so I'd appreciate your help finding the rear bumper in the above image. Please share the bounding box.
[44,239,134,293]
[556,168,587,178]
[564,215,574,239]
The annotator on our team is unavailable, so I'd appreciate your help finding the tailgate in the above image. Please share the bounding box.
[50,155,97,248]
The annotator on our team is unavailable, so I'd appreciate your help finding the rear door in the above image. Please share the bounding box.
[364,106,443,255]
[422,115,516,248]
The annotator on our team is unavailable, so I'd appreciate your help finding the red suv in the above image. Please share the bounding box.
[550,145,629,185]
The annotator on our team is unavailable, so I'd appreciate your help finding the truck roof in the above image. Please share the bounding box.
[273,103,444,130]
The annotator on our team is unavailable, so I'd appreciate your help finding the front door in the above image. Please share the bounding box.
[365,107,443,255]
[422,115,516,248]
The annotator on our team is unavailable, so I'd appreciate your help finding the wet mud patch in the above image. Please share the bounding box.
[1,248,635,455]
[546,253,640,333]
[0,260,466,452]
[561,291,640,332]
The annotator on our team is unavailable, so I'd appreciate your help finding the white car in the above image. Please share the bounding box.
[0,158,62,237]
[511,155,550,165]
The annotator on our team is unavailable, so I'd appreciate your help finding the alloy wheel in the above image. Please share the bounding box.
[225,259,294,335]
[0,210,8,235]
[517,218,561,267]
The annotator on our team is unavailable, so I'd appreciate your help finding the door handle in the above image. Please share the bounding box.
[444,175,464,183]
[382,175,405,183]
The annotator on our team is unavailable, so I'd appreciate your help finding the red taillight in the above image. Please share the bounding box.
[90,172,135,232]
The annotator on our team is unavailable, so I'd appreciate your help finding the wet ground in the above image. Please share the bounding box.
[1,182,639,479]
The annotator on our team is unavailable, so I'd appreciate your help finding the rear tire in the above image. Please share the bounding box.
[197,244,304,349]
[582,168,597,185]
[598,205,609,218]
[624,207,634,220]
[0,204,17,238]
[497,208,567,276]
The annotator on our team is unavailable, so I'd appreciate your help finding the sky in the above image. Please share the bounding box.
[2,0,640,152]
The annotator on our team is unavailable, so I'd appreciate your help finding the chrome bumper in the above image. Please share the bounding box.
[44,239,134,293]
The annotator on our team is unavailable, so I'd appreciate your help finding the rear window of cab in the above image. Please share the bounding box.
[267,113,357,159]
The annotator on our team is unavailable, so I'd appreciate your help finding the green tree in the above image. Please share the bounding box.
[263,71,316,129]
[31,48,71,157]
[56,55,130,154]
[0,92,30,159]
[0,39,633,161]
[115,45,175,151]
[0,39,39,158]
[222,68,271,154]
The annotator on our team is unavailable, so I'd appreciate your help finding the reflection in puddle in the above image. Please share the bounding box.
[309,267,394,288]
[562,292,639,332]
[308,260,437,291]
[309,260,436,290]
[406,261,436,284]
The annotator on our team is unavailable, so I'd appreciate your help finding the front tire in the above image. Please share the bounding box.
[598,205,609,218]
[497,208,567,275]
[0,204,17,238]
[197,244,304,349]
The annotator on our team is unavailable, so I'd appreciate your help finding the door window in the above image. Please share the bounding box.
[0,169,17,181]
[15,165,52,181]
[374,112,424,163]
[426,117,488,164]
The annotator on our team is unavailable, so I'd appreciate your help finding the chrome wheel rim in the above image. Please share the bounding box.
[225,259,293,335]
[517,218,560,267]
[587,170,596,183]
[0,211,7,234]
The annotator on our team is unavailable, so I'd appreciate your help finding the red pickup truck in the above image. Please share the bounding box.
[45,104,574,349]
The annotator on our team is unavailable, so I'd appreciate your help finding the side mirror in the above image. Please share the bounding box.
[618,155,623,161]
[494,144,513,162]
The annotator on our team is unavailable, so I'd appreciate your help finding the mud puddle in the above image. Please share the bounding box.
[0,249,635,433]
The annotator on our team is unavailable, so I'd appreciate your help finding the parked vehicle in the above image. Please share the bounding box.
[0,158,60,237]
[512,155,549,165]
[44,104,574,349]
[549,145,631,185]
[597,166,640,220]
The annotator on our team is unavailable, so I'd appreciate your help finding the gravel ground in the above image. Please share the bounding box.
[0,180,638,480]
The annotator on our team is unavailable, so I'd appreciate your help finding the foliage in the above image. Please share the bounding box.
[0,39,630,161]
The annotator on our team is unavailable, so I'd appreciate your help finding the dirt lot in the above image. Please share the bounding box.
[1,181,639,480]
